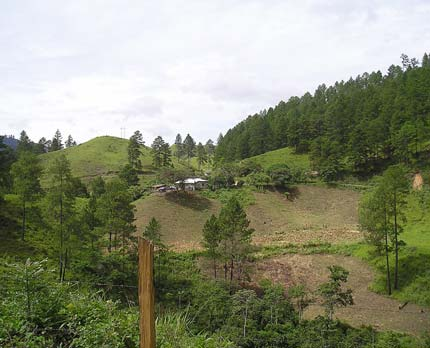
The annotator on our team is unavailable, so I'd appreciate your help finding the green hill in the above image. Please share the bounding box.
[39,136,137,179]
[39,136,201,181]
[242,147,311,171]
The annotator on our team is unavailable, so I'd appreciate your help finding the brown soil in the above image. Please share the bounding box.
[253,254,430,335]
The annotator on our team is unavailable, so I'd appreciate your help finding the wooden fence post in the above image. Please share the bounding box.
[138,237,156,348]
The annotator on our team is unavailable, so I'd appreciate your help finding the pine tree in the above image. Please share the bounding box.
[380,165,409,290]
[51,129,63,151]
[183,134,196,163]
[218,196,254,283]
[17,130,32,153]
[422,53,430,67]
[196,142,207,169]
[205,139,215,157]
[36,137,48,153]
[65,135,76,148]
[96,178,136,253]
[143,217,165,250]
[359,182,393,294]
[161,142,172,167]
[174,134,184,160]
[151,136,172,168]
[128,130,144,171]
[10,151,43,241]
[46,154,74,281]
[202,214,221,278]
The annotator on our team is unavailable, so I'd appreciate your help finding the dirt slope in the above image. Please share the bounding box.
[254,254,430,335]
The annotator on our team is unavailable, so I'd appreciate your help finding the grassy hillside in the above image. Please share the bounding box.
[242,147,310,171]
[39,136,135,179]
[39,136,200,181]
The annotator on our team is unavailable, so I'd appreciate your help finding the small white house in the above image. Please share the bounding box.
[175,177,208,191]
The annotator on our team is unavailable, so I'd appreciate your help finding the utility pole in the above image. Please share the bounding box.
[138,238,156,348]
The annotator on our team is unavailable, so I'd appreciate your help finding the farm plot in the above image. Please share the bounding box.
[254,254,430,335]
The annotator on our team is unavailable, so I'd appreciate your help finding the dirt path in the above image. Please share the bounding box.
[254,254,430,335]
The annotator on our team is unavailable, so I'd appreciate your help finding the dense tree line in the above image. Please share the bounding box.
[215,53,430,178]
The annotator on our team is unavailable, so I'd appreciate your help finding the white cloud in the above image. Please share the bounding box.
[0,0,429,144]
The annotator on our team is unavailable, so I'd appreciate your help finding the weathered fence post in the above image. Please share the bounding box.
[138,237,155,348]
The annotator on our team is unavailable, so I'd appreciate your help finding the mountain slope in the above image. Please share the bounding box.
[242,146,310,171]
[39,136,152,179]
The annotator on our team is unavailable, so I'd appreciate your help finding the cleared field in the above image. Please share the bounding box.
[134,185,362,250]
[249,185,362,246]
[254,254,430,335]
[134,191,221,251]
[242,147,310,171]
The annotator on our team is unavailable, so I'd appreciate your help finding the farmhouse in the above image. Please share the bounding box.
[175,177,208,191]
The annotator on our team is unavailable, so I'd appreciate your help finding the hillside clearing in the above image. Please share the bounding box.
[242,147,310,171]
[249,185,362,246]
[134,191,221,251]
[134,185,362,250]
[254,254,430,335]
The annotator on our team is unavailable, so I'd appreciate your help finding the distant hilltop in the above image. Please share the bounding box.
[1,135,18,150]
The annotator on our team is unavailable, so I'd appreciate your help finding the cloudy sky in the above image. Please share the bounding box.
[1,0,429,144]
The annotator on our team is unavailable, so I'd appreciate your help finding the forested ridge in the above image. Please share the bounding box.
[216,53,430,179]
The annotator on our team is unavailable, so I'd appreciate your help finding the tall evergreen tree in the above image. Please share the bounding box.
[36,137,49,153]
[128,130,144,171]
[161,142,172,168]
[65,135,77,148]
[143,217,165,250]
[196,142,207,169]
[10,151,43,241]
[46,154,74,281]
[380,165,409,290]
[96,178,136,253]
[183,134,196,163]
[174,133,184,160]
[218,196,254,283]
[17,130,32,153]
[205,139,215,157]
[151,136,172,168]
[51,129,63,151]
[202,214,221,278]
[359,182,393,294]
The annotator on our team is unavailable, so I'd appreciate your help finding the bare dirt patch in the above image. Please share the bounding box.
[253,254,430,335]
[247,185,363,246]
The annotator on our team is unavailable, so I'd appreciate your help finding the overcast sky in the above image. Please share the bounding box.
[1,0,429,145]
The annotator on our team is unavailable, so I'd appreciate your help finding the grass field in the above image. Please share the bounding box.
[39,136,134,179]
[242,147,311,171]
[39,136,200,183]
